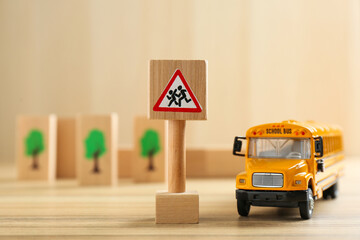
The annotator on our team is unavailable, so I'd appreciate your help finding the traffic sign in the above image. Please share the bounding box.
[149,60,207,120]
[153,69,202,113]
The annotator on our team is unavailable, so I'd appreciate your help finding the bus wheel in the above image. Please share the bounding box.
[237,199,251,217]
[299,188,314,219]
[324,182,338,199]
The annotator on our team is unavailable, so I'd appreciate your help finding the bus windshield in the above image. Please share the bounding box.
[248,138,311,159]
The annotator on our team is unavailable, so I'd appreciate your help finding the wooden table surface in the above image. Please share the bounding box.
[0,157,359,239]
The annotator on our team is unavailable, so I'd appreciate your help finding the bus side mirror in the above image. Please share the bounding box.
[317,159,325,172]
[314,136,323,158]
[233,136,246,157]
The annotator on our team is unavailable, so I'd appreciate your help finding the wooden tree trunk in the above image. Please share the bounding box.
[148,149,155,171]
[93,156,100,173]
[32,154,38,170]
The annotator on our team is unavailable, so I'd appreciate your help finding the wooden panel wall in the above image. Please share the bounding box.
[1,1,359,163]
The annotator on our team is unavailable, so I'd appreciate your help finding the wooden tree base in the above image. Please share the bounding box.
[155,190,199,224]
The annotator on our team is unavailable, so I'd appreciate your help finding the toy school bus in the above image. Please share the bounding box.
[233,120,344,219]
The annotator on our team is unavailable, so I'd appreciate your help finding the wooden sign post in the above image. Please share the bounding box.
[149,60,207,224]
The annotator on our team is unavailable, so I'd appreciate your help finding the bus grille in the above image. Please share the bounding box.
[252,173,283,188]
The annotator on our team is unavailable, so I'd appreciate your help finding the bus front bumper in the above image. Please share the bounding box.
[236,189,308,208]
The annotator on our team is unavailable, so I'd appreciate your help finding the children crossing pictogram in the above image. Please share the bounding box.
[153,69,202,112]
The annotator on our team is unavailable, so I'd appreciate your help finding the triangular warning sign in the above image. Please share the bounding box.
[153,69,202,112]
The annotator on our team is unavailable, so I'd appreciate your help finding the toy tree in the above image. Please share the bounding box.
[85,129,106,173]
[25,129,45,170]
[140,129,161,171]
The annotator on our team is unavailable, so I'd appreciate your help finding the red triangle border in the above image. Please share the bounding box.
[153,69,202,112]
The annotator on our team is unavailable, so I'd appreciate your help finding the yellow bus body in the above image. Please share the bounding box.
[234,120,344,219]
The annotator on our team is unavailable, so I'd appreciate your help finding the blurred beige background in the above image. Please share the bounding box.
[1,0,359,162]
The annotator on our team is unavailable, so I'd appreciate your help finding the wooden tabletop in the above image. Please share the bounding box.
[0,157,359,239]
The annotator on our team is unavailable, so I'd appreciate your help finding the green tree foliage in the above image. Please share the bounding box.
[25,129,45,170]
[140,129,161,171]
[85,129,106,173]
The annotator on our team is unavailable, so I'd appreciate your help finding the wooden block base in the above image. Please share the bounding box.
[155,190,199,224]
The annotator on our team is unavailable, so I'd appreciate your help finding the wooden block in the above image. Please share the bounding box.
[156,191,199,224]
[149,60,208,120]
[76,113,118,186]
[56,117,76,178]
[16,115,57,181]
[118,148,133,178]
[186,149,245,178]
[133,116,166,183]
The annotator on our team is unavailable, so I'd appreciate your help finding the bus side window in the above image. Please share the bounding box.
[324,137,328,155]
[330,137,333,153]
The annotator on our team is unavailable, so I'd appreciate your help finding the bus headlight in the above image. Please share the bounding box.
[239,179,246,184]
[295,180,302,185]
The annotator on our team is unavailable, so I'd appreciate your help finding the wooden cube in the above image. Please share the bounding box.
[57,117,76,178]
[156,191,199,224]
[133,116,166,183]
[76,114,118,186]
[118,147,133,178]
[16,115,57,181]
